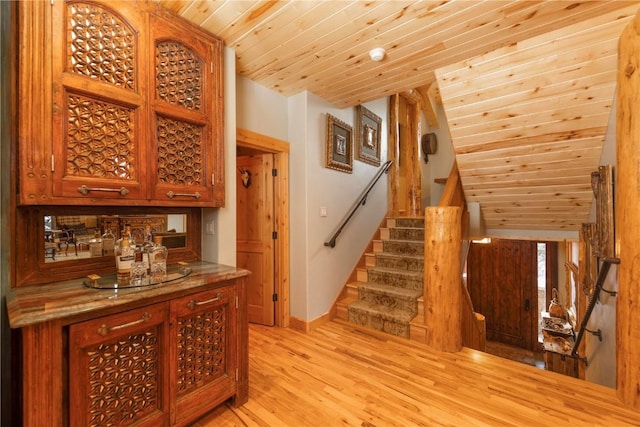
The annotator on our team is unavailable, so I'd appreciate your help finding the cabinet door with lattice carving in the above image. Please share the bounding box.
[69,303,171,427]
[49,1,149,203]
[148,13,225,207]
[169,285,237,426]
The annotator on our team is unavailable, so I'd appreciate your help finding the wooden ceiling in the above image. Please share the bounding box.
[156,0,640,236]
[436,4,638,235]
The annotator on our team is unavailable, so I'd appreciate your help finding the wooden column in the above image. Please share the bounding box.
[388,95,400,216]
[424,206,462,352]
[616,10,640,410]
[404,97,422,217]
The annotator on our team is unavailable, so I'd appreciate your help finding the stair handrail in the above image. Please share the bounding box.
[571,256,619,362]
[324,160,393,248]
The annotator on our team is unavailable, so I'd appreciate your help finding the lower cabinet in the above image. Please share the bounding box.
[170,285,237,426]
[69,304,171,426]
[68,285,237,427]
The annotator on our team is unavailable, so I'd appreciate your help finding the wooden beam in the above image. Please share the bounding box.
[388,95,400,216]
[416,82,440,129]
[616,8,640,410]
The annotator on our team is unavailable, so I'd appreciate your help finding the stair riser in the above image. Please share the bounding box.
[367,271,422,291]
[394,218,425,228]
[348,307,410,338]
[389,228,424,241]
[382,240,424,256]
[375,254,424,272]
[358,289,418,315]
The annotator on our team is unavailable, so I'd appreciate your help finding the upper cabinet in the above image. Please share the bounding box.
[18,0,225,207]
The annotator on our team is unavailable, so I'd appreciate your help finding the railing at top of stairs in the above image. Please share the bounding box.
[571,256,619,364]
[324,160,392,248]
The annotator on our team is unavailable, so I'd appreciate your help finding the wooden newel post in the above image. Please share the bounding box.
[424,206,462,352]
[616,10,640,411]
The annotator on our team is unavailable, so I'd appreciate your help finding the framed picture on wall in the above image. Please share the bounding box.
[326,113,353,173]
[355,105,381,166]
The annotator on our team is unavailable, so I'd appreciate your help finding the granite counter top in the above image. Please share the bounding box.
[7,261,250,329]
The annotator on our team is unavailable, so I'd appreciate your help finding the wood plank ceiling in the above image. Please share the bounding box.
[436,4,638,234]
[157,0,640,235]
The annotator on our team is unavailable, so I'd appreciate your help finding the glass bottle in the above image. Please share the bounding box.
[149,235,168,283]
[115,225,133,259]
[140,225,154,271]
[115,236,134,286]
[101,227,115,256]
[88,230,103,257]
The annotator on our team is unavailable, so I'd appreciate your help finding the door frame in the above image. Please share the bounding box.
[236,128,290,328]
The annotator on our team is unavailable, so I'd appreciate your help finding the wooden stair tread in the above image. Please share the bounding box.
[349,300,417,322]
[359,282,422,298]
[366,266,423,278]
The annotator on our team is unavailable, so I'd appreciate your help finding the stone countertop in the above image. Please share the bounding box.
[6,261,250,329]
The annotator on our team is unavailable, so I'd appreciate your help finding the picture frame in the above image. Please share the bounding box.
[326,114,353,173]
[355,105,382,166]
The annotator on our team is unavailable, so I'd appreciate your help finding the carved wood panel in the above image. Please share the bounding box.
[170,285,237,426]
[176,305,226,395]
[66,2,137,90]
[69,303,170,427]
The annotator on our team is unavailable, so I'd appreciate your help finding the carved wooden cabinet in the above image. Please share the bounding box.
[67,285,237,427]
[69,304,171,427]
[170,285,237,426]
[18,0,224,207]
[7,262,249,427]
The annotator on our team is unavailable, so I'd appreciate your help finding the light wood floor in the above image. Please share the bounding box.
[192,320,640,426]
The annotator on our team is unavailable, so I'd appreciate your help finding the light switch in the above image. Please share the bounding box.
[320,207,327,217]
[205,221,215,235]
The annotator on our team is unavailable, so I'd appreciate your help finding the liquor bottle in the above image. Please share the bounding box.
[140,225,154,271]
[115,225,133,259]
[88,230,103,257]
[101,227,115,256]
[115,236,134,286]
[149,235,168,283]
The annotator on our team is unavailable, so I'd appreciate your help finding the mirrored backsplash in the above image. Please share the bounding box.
[44,214,187,263]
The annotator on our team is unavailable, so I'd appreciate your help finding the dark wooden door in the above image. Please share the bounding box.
[467,239,538,350]
[236,154,275,325]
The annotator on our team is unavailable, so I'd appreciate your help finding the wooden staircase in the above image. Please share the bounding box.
[336,217,427,340]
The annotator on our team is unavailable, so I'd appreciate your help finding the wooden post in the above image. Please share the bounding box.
[388,95,400,216]
[424,206,462,352]
[616,9,640,410]
[405,98,422,217]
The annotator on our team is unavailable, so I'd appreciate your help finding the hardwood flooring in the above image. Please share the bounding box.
[192,320,640,426]
[484,340,545,369]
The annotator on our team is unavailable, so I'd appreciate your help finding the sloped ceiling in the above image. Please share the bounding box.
[156,0,640,236]
[436,5,637,235]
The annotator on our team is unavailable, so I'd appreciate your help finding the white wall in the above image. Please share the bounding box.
[422,101,456,207]
[235,77,390,321]
[237,77,288,141]
[300,93,389,321]
[583,99,618,388]
[287,92,310,319]
[202,47,237,266]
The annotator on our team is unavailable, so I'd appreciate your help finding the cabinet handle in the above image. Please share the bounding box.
[97,312,152,336]
[78,185,129,196]
[187,294,221,310]
[166,191,201,199]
